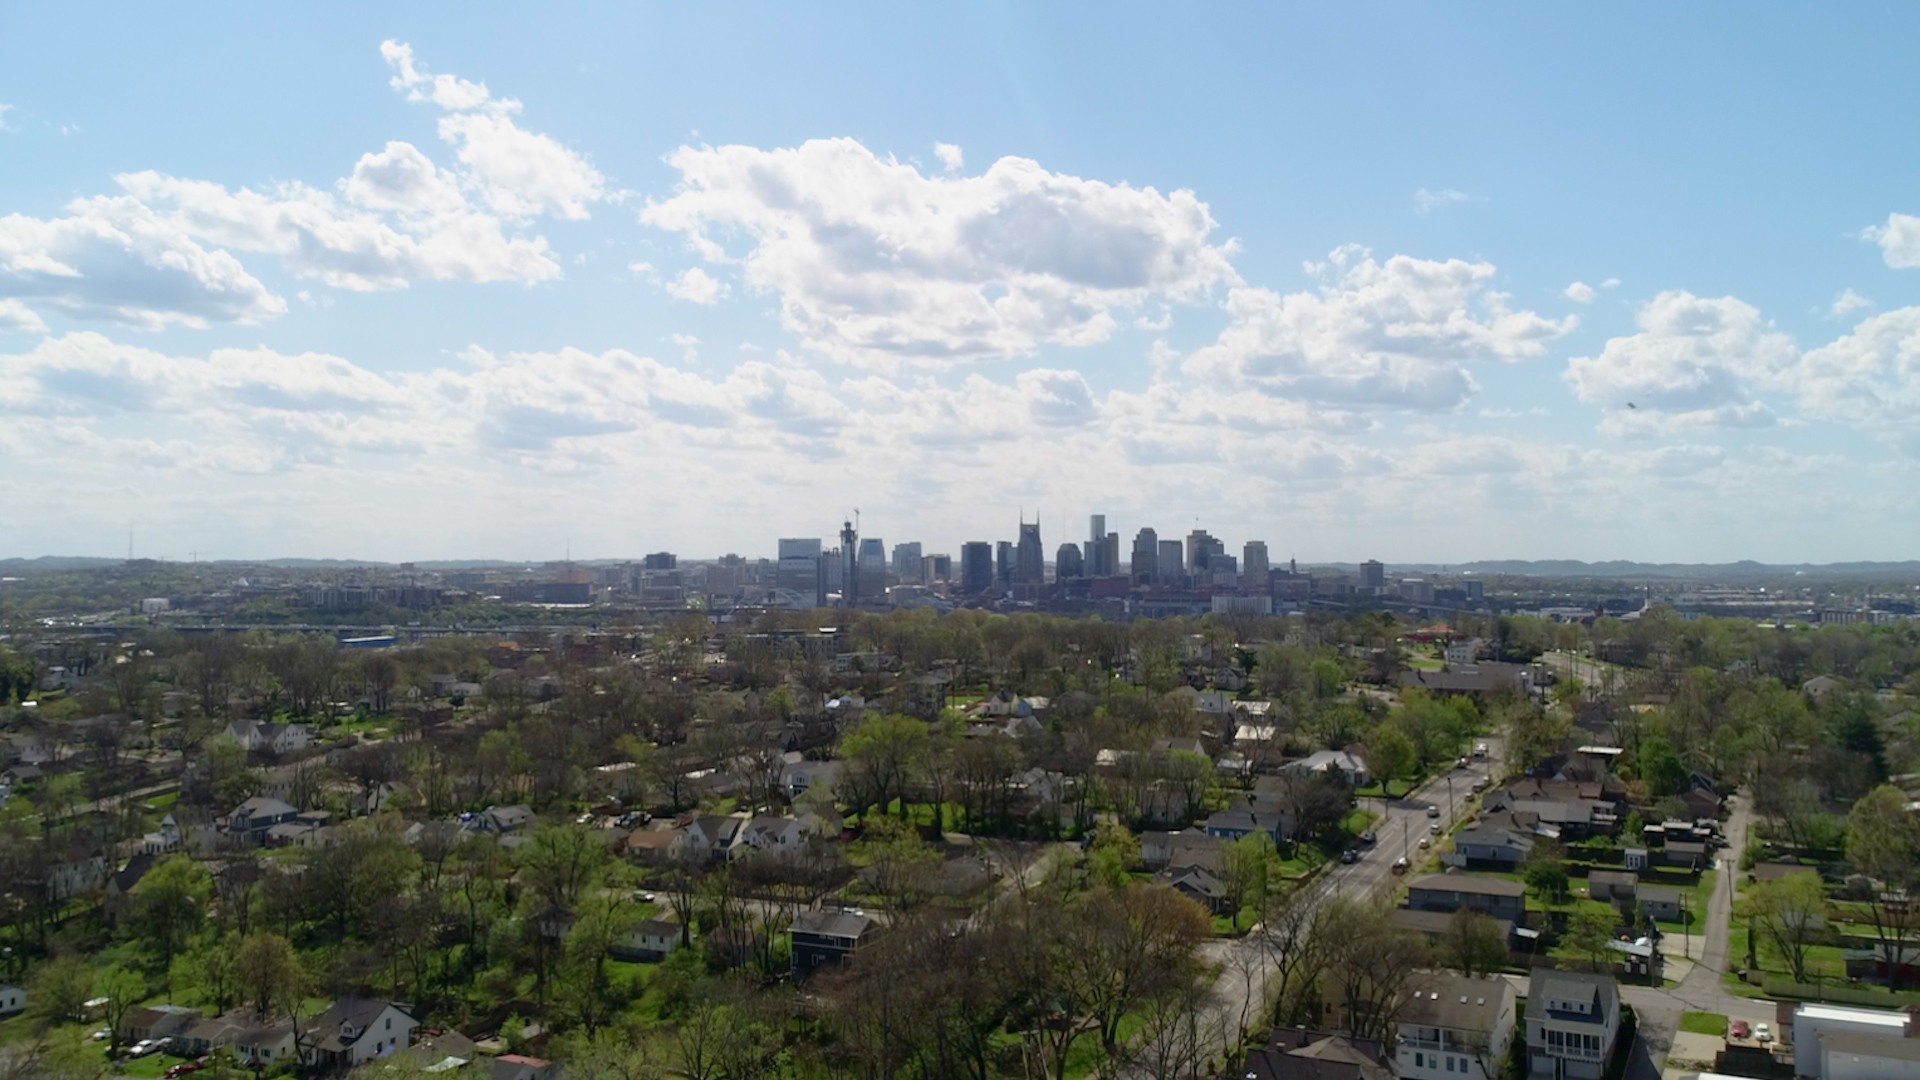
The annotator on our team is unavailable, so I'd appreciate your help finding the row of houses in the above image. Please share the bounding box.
[1221,968,1623,1080]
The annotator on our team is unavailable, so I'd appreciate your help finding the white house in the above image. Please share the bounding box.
[1790,1003,1914,1080]
[303,998,417,1069]
[673,815,746,862]
[0,985,24,1016]
[1395,973,1517,1080]
[224,720,313,756]
[611,918,683,962]
[1446,639,1486,667]
[736,815,827,857]
[1524,970,1620,1080]
[1285,748,1372,788]
[49,855,109,901]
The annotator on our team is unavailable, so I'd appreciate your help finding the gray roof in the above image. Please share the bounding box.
[1524,970,1618,1026]
[792,909,876,940]
[1409,873,1526,897]
[1588,870,1637,887]
[1388,908,1515,939]
[1638,884,1683,903]
[1397,974,1512,1033]
[1819,1030,1920,1063]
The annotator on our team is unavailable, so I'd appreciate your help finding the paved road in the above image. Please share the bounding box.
[1124,747,1502,1077]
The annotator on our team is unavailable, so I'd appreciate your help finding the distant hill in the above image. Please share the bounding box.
[1444,560,1920,580]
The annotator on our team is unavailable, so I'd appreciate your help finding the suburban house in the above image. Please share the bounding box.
[140,813,184,855]
[1524,970,1621,1080]
[125,1004,201,1044]
[1444,639,1486,667]
[225,796,299,843]
[675,815,747,862]
[1586,870,1637,906]
[0,986,24,1016]
[1397,663,1535,700]
[1141,829,1224,871]
[49,854,110,900]
[224,719,313,756]
[1661,841,1707,871]
[736,814,831,858]
[610,918,683,962]
[779,759,843,801]
[1452,824,1535,866]
[1389,908,1517,948]
[790,909,879,978]
[471,804,537,836]
[623,826,680,863]
[1203,802,1289,845]
[1407,874,1528,923]
[1160,864,1232,914]
[1226,1026,1393,1080]
[1284,748,1371,788]
[1637,884,1685,922]
[1393,974,1517,1080]
[1482,789,1616,839]
[303,997,417,1069]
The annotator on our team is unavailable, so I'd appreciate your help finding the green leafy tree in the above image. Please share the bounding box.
[1222,832,1275,930]
[1445,908,1510,978]
[1635,736,1688,797]
[235,931,304,1018]
[129,854,212,984]
[1846,785,1920,987]
[1564,905,1618,971]
[838,713,930,820]
[26,954,93,1028]
[1360,726,1416,797]
[1087,823,1141,888]
[1745,871,1827,984]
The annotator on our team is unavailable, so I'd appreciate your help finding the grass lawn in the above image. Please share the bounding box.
[1679,1011,1727,1036]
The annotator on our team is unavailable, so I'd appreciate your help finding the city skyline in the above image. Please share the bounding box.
[5,7,1920,563]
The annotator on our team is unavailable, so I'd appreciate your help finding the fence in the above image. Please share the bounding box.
[1758,975,1920,1008]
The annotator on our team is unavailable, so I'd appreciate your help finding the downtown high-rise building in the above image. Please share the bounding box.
[1243,541,1270,589]
[960,542,994,594]
[1157,539,1185,582]
[891,541,923,582]
[1131,527,1159,582]
[1360,559,1386,590]
[1186,529,1224,575]
[996,540,1016,586]
[1088,515,1108,576]
[1016,520,1045,583]
[1054,542,1083,582]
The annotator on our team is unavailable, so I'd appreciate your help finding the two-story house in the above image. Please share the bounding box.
[224,720,313,756]
[1524,970,1620,1080]
[674,815,746,863]
[1394,974,1517,1080]
[1407,874,1528,924]
[225,796,299,843]
[303,997,417,1070]
[790,909,879,978]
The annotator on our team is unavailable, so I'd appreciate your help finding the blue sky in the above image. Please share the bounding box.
[3,4,1919,564]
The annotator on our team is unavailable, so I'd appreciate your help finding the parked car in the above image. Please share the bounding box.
[1426,805,1440,818]
[1757,1023,1771,1043]
[1730,1020,1750,1039]
[1360,831,1375,845]
[1418,837,1431,849]
[1391,856,1409,874]
[1341,849,1357,864]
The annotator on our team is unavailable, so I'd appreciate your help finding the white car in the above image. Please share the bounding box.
[1757,1023,1772,1043]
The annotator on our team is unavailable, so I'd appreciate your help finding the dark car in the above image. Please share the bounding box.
[1360,830,1376,845]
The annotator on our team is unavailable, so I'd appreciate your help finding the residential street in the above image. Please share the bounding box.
[1125,747,1500,1077]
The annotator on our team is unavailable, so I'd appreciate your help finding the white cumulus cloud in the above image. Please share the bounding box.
[933,142,964,173]
[1864,213,1920,269]
[1564,290,1795,427]
[1795,306,1920,438]
[1183,245,1574,410]
[641,137,1240,366]
[381,40,606,222]
[1564,281,1596,304]
[0,299,48,334]
[665,266,727,305]
[0,196,286,328]
[1829,288,1872,319]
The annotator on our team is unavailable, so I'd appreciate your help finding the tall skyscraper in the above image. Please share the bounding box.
[1131,527,1159,581]
[1016,519,1044,583]
[1360,559,1386,590]
[891,542,923,582]
[1186,529,1223,574]
[1243,541,1270,589]
[995,541,1015,586]
[858,538,887,600]
[1054,542,1083,582]
[840,520,860,605]
[1158,539,1185,582]
[777,538,823,594]
[1102,532,1121,578]
[960,542,994,594]
[1088,515,1108,576]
